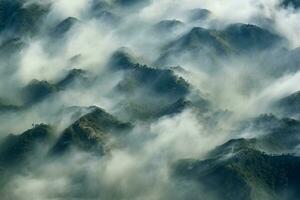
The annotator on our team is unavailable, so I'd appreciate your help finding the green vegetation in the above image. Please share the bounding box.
[50,17,79,38]
[164,23,281,57]
[0,0,50,37]
[0,124,53,166]
[238,114,300,153]
[173,139,300,200]
[21,68,92,105]
[274,91,300,117]
[108,48,139,70]
[51,106,132,154]
[117,64,190,98]
[21,79,59,105]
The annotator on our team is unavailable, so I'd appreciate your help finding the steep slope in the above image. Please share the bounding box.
[158,23,282,66]
[21,68,93,106]
[223,23,282,52]
[273,91,300,118]
[0,124,53,167]
[50,17,79,38]
[114,64,192,120]
[167,23,281,54]
[21,79,59,105]
[117,65,189,98]
[173,139,300,200]
[163,27,234,56]
[56,69,92,89]
[0,0,49,37]
[238,114,300,153]
[0,38,26,73]
[173,112,300,200]
[51,106,132,155]
[158,97,211,117]
[0,38,25,58]
[108,47,139,70]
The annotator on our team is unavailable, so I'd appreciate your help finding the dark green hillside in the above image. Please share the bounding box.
[21,68,93,105]
[173,139,300,200]
[164,23,281,56]
[21,79,59,105]
[164,27,235,56]
[114,64,192,120]
[238,114,300,152]
[0,38,25,58]
[158,97,211,117]
[273,91,300,117]
[108,48,139,70]
[0,0,49,37]
[50,17,79,38]
[223,23,282,52]
[158,23,282,66]
[117,65,190,98]
[51,106,132,155]
[57,69,92,89]
[0,124,53,166]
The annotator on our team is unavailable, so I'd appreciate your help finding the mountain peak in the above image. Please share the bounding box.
[50,106,132,155]
[0,124,53,166]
